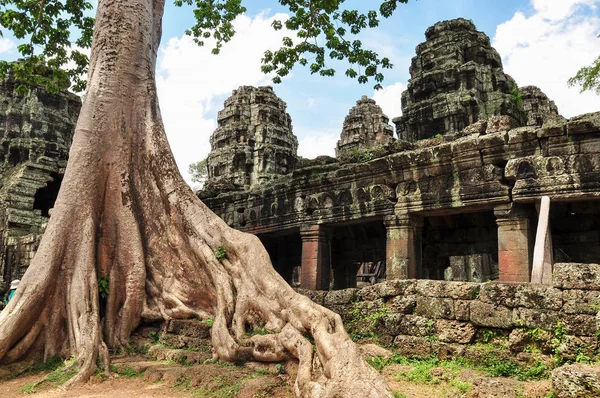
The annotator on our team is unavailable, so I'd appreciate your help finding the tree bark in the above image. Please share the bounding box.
[0,0,393,396]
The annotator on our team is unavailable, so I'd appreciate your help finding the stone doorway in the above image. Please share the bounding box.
[330,220,386,290]
[550,200,600,264]
[422,211,499,281]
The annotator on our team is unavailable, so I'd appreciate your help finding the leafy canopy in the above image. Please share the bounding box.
[176,0,409,89]
[569,55,600,95]
[188,158,208,185]
[0,0,94,94]
[0,0,409,92]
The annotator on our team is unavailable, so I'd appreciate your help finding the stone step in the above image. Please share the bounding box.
[159,334,212,353]
[147,345,212,365]
[166,319,211,339]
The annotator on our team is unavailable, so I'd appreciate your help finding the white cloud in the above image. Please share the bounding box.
[0,38,14,54]
[372,82,406,122]
[494,1,600,117]
[156,12,293,184]
[531,0,598,20]
[297,129,338,159]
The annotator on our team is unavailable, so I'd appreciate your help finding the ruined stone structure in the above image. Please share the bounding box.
[204,86,298,192]
[200,19,600,292]
[0,18,599,305]
[301,262,600,363]
[521,85,560,127]
[394,19,524,142]
[335,96,395,158]
[0,77,81,291]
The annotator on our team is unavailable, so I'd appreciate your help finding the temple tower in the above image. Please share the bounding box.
[206,86,298,191]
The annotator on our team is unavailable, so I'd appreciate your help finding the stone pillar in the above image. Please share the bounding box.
[494,203,534,282]
[300,225,331,290]
[384,214,423,280]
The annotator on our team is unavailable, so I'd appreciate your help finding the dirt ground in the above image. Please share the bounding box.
[0,355,554,398]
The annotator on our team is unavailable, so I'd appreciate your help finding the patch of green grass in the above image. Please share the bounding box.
[449,379,473,394]
[202,317,215,328]
[149,330,160,344]
[247,328,270,336]
[112,365,144,378]
[254,368,268,376]
[3,355,63,382]
[174,374,191,389]
[202,358,235,367]
[347,302,391,342]
[21,357,78,394]
[482,330,497,343]
[125,341,149,355]
[393,391,408,398]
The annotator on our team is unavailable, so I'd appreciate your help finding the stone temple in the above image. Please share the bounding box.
[1,18,600,295]
[0,76,80,291]
[200,18,600,290]
[204,85,298,193]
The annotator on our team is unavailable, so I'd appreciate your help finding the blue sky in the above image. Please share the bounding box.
[1,1,599,186]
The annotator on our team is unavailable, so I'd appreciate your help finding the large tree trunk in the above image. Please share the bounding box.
[0,0,393,396]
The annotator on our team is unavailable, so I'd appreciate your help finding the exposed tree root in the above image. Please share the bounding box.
[0,0,394,396]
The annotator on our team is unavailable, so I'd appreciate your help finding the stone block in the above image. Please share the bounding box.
[349,298,386,319]
[556,336,598,360]
[513,308,560,330]
[357,279,416,300]
[538,116,567,138]
[464,344,513,365]
[562,314,596,336]
[487,115,520,134]
[382,313,403,336]
[480,282,562,310]
[414,279,480,299]
[393,335,432,357]
[324,288,358,305]
[552,364,600,398]
[415,296,455,319]
[448,256,468,281]
[435,320,476,343]
[167,319,211,339]
[562,289,600,315]
[431,342,467,360]
[507,328,552,354]
[553,263,600,290]
[398,315,434,337]
[389,295,417,314]
[455,300,471,321]
[470,301,513,328]
[159,334,212,353]
[567,112,600,136]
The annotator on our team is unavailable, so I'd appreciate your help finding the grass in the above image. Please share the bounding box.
[171,366,280,398]
[366,351,550,394]
[117,365,145,378]
[21,357,78,394]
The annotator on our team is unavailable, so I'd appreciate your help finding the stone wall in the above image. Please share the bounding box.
[0,76,80,290]
[300,262,600,362]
